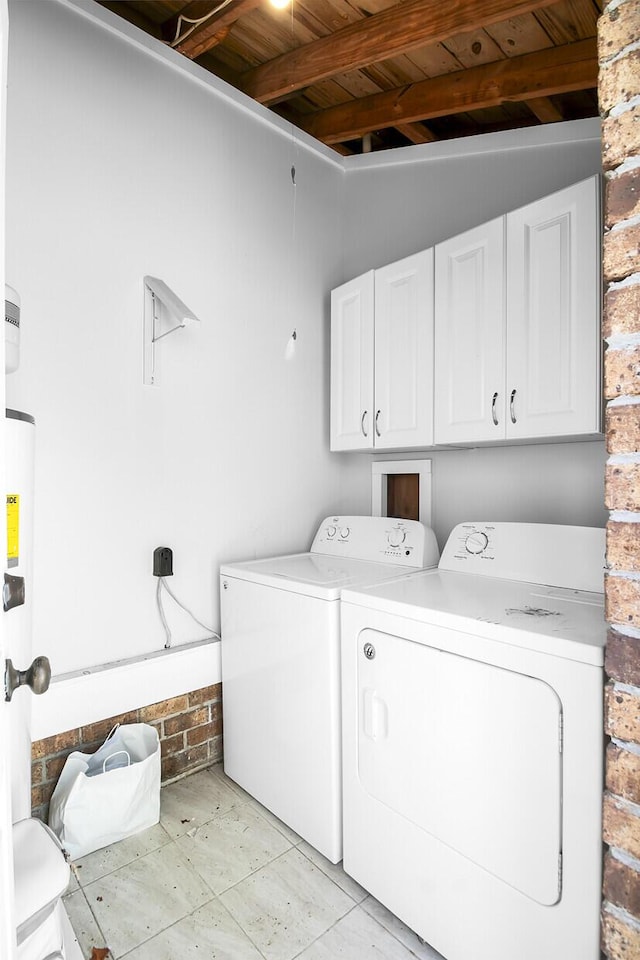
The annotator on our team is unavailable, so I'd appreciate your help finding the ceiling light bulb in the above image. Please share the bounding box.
[270,0,291,8]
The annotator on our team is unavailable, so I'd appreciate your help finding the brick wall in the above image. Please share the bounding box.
[599,1,640,957]
[30,683,222,823]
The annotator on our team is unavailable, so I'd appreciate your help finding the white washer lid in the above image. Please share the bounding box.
[342,569,606,665]
[220,552,425,600]
[13,818,70,930]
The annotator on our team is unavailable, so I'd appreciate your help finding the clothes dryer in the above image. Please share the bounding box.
[341,521,606,960]
[220,516,439,863]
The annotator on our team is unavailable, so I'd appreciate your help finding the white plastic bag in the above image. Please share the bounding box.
[48,723,161,860]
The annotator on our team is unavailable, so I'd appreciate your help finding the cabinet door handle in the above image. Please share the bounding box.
[491,392,499,426]
[510,389,517,424]
[375,410,381,437]
[361,410,369,437]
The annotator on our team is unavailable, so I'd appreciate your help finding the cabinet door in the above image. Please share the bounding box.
[330,271,374,451]
[506,176,601,439]
[374,250,434,450]
[434,218,505,444]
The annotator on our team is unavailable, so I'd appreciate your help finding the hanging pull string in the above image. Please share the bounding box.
[156,577,220,650]
[168,0,234,49]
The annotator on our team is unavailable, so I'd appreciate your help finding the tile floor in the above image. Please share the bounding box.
[63,763,445,960]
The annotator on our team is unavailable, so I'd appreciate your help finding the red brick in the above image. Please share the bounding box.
[607,521,640,573]
[602,907,640,960]
[139,695,189,722]
[604,282,640,340]
[604,223,640,284]
[602,105,640,171]
[606,574,640,628]
[209,734,223,763]
[188,683,222,707]
[599,0,640,64]
[31,729,79,760]
[80,711,139,746]
[160,732,185,757]
[160,744,209,782]
[607,168,640,228]
[606,462,640,512]
[607,628,640,686]
[164,707,209,738]
[599,48,640,115]
[607,404,640,454]
[606,683,640,744]
[606,347,640,399]
[604,850,640,917]
[45,755,69,784]
[186,721,217,747]
[603,792,640,860]
[31,783,54,809]
[31,761,44,786]
[607,742,640,804]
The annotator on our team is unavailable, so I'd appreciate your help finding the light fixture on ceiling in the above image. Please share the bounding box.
[143,276,200,386]
[269,0,291,9]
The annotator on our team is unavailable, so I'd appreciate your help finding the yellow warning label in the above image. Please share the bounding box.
[7,494,19,565]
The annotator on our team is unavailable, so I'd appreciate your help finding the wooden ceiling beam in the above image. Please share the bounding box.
[301,39,597,144]
[240,0,561,104]
[162,0,261,59]
[395,122,438,145]
[526,96,565,122]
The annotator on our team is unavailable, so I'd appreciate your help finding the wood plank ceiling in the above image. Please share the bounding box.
[97,0,601,155]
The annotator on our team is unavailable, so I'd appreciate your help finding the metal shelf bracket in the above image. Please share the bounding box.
[143,276,200,385]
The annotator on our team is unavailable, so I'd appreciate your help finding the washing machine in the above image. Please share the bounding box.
[341,521,606,960]
[220,515,439,863]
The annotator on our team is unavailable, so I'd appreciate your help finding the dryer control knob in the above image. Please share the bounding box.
[387,529,406,548]
[340,527,350,539]
[465,531,489,555]
[326,526,337,538]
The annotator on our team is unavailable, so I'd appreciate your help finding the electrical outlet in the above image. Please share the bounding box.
[153,546,173,577]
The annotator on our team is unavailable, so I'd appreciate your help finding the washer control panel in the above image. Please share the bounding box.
[311,516,439,568]
[439,521,606,592]
[444,523,497,565]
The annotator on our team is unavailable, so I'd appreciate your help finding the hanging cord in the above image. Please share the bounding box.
[156,577,220,650]
[167,0,234,48]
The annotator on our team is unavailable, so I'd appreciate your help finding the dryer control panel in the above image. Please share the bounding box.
[440,522,605,593]
[311,516,439,569]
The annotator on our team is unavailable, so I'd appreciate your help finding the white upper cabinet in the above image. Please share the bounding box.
[374,251,434,450]
[506,176,600,439]
[331,251,434,452]
[330,271,374,451]
[434,217,505,444]
[434,176,601,445]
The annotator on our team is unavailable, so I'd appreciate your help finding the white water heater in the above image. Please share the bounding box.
[5,409,35,820]
[5,284,20,374]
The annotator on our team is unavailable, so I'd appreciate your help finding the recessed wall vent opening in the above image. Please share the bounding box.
[372,460,432,527]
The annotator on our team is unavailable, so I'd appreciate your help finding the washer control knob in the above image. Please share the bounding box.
[326,526,337,538]
[340,527,350,539]
[387,528,406,548]
[465,531,489,555]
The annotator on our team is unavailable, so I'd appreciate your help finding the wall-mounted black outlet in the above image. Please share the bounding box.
[153,546,173,577]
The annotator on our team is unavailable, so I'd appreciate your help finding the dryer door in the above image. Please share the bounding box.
[357,628,563,906]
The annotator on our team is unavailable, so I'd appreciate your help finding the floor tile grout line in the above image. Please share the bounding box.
[74,883,111,955]
[289,899,362,960]
[115,888,223,960]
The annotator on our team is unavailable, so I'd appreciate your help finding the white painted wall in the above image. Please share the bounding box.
[4,0,370,674]
[5,0,607,683]
[343,124,607,546]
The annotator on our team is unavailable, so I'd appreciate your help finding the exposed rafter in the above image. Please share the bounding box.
[239,0,561,104]
[162,0,261,59]
[395,123,439,145]
[526,97,565,122]
[300,39,597,145]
